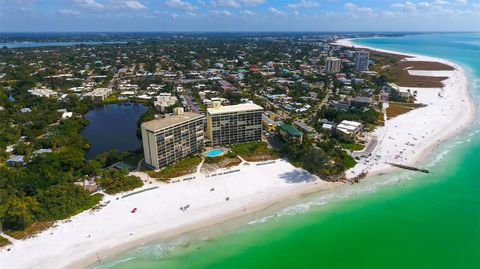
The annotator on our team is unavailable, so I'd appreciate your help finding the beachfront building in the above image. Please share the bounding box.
[293,120,317,138]
[354,51,370,72]
[336,120,363,136]
[262,114,277,132]
[278,122,304,143]
[350,96,372,108]
[206,102,263,147]
[153,93,178,112]
[325,57,342,73]
[28,87,58,98]
[84,88,113,102]
[141,108,205,170]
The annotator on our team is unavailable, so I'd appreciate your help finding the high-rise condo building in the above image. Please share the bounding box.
[141,108,205,170]
[325,57,342,73]
[354,51,370,72]
[206,102,263,147]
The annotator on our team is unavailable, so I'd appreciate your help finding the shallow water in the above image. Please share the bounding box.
[93,33,480,269]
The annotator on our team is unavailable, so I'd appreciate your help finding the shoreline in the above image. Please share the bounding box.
[0,38,476,269]
[0,159,343,269]
[333,38,476,179]
[69,173,343,269]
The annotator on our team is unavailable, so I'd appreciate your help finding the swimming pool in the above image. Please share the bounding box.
[206,149,225,157]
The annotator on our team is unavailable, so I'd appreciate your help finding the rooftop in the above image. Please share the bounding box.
[293,120,316,133]
[207,103,263,115]
[142,112,204,132]
[279,123,303,137]
[6,155,25,162]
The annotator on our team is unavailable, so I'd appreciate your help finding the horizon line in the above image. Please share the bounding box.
[1,30,479,34]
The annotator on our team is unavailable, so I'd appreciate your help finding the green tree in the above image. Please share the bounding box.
[97,169,143,194]
[34,184,100,220]
[0,196,39,231]
[303,148,327,174]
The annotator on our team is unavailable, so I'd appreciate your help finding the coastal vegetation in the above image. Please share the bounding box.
[4,221,54,240]
[229,141,281,162]
[202,155,242,172]
[386,102,426,119]
[0,235,11,247]
[148,156,202,180]
[369,51,452,88]
[278,136,356,180]
[96,169,143,194]
[0,87,145,236]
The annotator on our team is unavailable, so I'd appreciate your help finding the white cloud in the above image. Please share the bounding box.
[59,9,82,15]
[267,7,286,16]
[240,9,255,15]
[73,0,104,9]
[344,2,373,13]
[113,1,147,10]
[344,2,356,11]
[210,9,233,16]
[455,0,467,3]
[239,0,266,6]
[434,0,449,5]
[166,0,196,11]
[287,0,319,9]
[211,0,241,8]
[418,2,431,8]
[210,0,265,8]
[382,10,395,16]
[391,1,417,12]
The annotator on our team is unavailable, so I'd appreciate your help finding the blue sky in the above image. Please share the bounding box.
[1,0,479,32]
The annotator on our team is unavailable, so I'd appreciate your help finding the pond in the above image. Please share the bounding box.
[81,103,148,159]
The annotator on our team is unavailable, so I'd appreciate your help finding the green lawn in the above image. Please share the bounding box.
[341,143,365,151]
[343,154,358,169]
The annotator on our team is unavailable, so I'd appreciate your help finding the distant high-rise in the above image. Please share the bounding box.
[141,108,205,170]
[206,102,263,147]
[325,57,342,73]
[354,51,370,72]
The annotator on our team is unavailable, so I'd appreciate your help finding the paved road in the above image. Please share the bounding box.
[183,91,203,114]
[352,135,378,158]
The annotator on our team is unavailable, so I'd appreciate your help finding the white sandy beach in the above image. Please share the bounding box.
[0,160,340,269]
[0,39,475,269]
[334,39,475,178]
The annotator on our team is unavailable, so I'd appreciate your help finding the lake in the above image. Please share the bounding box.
[81,103,148,159]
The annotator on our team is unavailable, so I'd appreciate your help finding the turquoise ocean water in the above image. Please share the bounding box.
[93,33,480,269]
